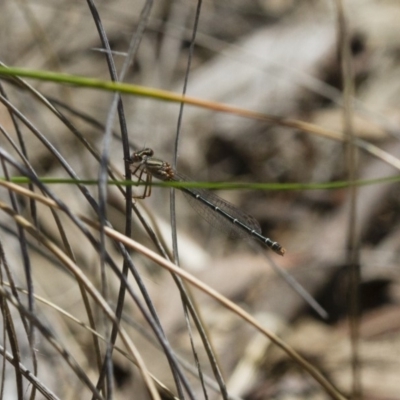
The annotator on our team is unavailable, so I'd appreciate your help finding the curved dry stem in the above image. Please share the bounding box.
[4,282,182,400]
[0,168,347,399]
[0,200,160,400]
[0,343,59,400]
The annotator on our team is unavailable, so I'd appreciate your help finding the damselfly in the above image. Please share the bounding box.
[128,148,285,256]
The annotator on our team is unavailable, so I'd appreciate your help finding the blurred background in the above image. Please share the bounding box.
[1,0,400,399]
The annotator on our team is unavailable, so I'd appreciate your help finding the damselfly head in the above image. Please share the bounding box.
[129,148,154,164]
[139,148,154,158]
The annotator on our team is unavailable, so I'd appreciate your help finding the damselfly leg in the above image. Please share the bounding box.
[128,151,154,199]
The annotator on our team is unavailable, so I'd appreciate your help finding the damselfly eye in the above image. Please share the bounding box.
[130,148,154,162]
[142,148,154,157]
